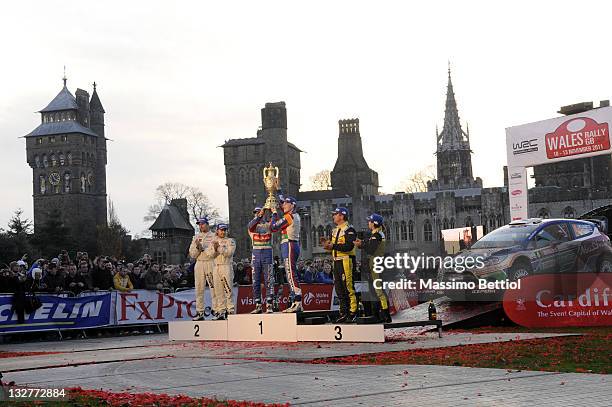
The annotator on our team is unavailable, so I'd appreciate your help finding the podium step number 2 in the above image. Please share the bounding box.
[228,313,297,342]
[169,320,228,341]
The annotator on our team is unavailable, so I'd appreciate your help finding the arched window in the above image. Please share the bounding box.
[34,155,40,168]
[424,220,433,242]
[442,218,449,230]
[537,208,549,219]
[325,224,332,240]
[395,222,400,241]
[67,152,72,165]
[64,173,71,193]
[51,154,57,167]
[59,153,65,166]
[497,214,504,227]
[80,173,86,193]
[400,221,407,240]
[311,226,317,246]
[42,155,48,167]
[408,220,414,241]
[563,207,575,219]
[239,168,247,184]
[39,174,46,194]
[482,215,488,235]
[450,217,455,228]
[571,177,581,187]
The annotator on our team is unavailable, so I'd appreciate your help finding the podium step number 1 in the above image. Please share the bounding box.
[228,313,297,342]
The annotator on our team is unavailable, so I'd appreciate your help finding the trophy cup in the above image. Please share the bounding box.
[262,163,280,210]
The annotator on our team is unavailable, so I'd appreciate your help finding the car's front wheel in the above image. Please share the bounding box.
[598,255,612,273]
[508,259,532,281]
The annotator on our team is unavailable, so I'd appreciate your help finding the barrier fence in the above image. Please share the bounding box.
[0,284,342,334]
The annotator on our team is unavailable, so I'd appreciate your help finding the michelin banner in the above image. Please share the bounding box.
[0,293,112,333]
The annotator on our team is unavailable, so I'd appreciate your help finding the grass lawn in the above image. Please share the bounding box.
[311,326,611,374]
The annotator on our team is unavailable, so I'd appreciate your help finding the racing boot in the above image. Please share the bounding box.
[265,300,274,313]
[250,304,263,314]
[379,308,392,323]
[282,301,303,313]
[334,313,349,323]
[192,312,205,321]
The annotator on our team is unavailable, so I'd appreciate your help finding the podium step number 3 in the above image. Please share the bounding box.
[297,324,384,342]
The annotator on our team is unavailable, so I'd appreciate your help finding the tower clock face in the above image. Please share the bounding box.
[49,172,60,186]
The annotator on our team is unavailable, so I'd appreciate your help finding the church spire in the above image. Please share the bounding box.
[62,66,67,87]
[438,63,469,152]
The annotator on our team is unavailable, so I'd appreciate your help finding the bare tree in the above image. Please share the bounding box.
[398,165,436,193]
[144,182,220,225]
[309,170,332,191]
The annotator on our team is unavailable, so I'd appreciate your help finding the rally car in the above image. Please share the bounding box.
[441,217,612,284]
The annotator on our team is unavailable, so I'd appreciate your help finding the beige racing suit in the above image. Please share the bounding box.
[189,231,216,314]
[206,236,236,314]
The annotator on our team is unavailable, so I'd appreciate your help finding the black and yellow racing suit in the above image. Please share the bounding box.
[328,221,358,315]
[363,227,389,311]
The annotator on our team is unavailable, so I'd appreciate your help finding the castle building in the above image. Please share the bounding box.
[223,69,611,262]
[145,198,194,264]
[221,102,301,259]
[24,77,108,253]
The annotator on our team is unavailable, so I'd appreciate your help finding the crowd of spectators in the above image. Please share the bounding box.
[0,251,195,296]
[1,251,336,298]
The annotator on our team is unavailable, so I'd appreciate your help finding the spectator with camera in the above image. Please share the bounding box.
[41,262,65,293]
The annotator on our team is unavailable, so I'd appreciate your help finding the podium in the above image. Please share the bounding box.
[169,314,385,343]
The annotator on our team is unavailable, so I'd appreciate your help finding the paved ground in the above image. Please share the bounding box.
[1,332,609,406]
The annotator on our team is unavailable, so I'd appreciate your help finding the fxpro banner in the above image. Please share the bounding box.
[115,289,231,325]
[505,106,612,220]
[503,273,612,327]
[0,293,112,333]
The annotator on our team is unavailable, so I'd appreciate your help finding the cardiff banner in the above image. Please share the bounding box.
[503,273,612,327]
[0,293,112,333]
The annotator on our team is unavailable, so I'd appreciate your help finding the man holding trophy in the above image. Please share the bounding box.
[260,164,303,313]
[247,206,275,313]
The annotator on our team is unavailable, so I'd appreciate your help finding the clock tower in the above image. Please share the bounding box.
[24,76,108,252]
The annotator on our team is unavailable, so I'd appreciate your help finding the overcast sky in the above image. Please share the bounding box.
[1,1,611,236]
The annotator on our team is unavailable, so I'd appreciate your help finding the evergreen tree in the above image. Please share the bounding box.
[31,208,73,258]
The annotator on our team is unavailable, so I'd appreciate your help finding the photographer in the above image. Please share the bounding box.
[41,262,65,293]
[1,268,18,293]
